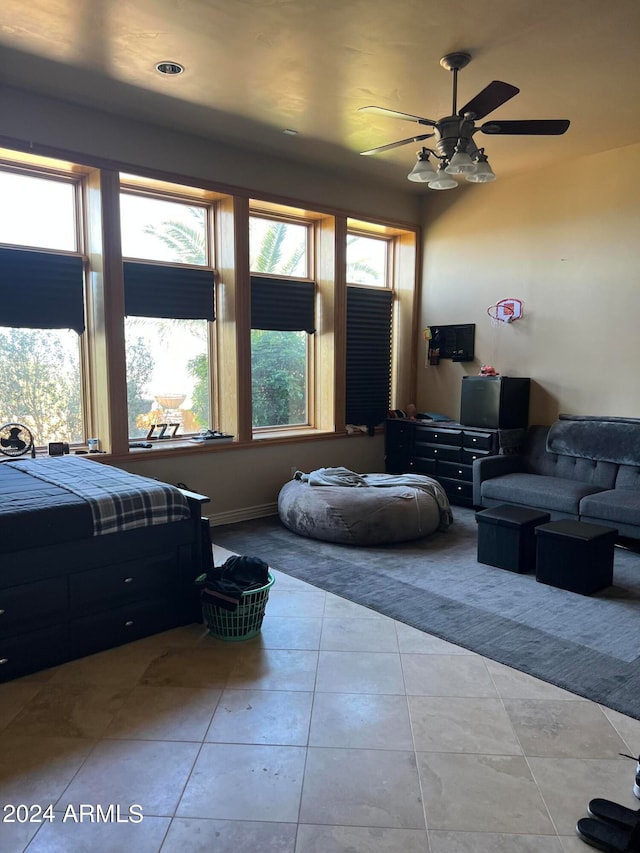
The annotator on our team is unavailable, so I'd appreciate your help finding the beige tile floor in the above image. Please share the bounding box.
[1,543,640,852]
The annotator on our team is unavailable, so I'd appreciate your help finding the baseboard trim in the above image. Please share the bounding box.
[207,503,278,527]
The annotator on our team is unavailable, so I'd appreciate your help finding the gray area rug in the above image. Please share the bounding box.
[212,507,640,720]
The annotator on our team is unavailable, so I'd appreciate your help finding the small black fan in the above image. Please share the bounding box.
[0,423,35,457]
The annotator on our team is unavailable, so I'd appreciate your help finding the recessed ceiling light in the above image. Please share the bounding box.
[155,61,185,76]
[283,129,298,135]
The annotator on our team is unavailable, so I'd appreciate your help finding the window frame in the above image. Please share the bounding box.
[345,228,393,290]
[0,161,90,448]
[0,145,419,458]
[248,207,317,435]
[118,182,219,441]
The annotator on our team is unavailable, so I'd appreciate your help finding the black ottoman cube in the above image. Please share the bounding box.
[535,520,617,595]
[476,504,551,573]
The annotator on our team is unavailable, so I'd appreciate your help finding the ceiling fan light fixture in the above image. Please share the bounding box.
[466,152,496,183]
[445,146,475,175]
[428,166,458,190]
[407,151,437,182]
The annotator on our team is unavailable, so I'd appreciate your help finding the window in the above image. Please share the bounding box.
[346,233,389,286]
[0,168,85,447]
[249,213,314,429]
[120,190,214,439]
[345,228,394,428]
[0,147,418,457]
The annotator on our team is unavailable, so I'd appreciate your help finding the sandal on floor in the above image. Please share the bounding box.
[576,816,640,852]
[589,799,640,831]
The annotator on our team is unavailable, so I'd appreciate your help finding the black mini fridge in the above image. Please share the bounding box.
[460,376,530,430]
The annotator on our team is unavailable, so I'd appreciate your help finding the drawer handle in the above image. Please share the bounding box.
[0,609,5,616]
[472,438,477,443]
[0,658,8,665]
[457,486,462,491]
[433,449,438,454]
[472,455,477,460]
[434,434,438,438]
[123,577,134,584]
[124,620,135,627]
[458,469,463,475]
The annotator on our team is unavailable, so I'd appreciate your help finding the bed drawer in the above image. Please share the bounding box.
[0,624,68,683]
[0,577,67,637]
[69,553,178,611]
[69,597,179,658]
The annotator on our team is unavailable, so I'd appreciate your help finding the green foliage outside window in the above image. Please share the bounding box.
[0,328,82,445]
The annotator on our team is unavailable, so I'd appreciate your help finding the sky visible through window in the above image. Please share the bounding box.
[0,171,77,251]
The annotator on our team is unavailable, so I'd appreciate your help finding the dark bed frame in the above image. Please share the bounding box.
[0,486,210,683]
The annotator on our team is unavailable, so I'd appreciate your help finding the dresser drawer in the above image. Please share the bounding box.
[69,596,178,658]
[415,427,462,446]
[439,477,474,505]
[437,460,473,482]
[0,624,68,682]
[412,457,437,476]
[0,577,67,637]
[462,430,495,452]
[461,447,492,465]
[70,553,177,611]
[415,443,462,464]
[385,419,414,448]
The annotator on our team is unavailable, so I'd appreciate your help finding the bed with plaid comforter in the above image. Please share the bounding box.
[0,456,190,552]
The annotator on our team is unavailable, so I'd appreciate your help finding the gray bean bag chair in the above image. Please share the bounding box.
[277,478,442,545]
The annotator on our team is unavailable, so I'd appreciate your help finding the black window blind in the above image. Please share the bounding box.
[346,286,393,428]
[0,247,85,334]
[124,261,215,320]
[251,276,315,333]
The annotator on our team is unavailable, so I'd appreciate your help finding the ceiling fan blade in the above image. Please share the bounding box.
[360,133,435,156]
[480,119,570,135]
[458,81,520,120]
[358,106,437,127]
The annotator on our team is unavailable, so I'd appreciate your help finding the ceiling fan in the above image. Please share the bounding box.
[359,52,570,188]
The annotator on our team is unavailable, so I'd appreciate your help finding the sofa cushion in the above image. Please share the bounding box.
[579,489,640,527]
[481,473,605,514]
[615,465,640,491]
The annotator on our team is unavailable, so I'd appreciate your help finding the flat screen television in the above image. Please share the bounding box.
[460,376,530,430]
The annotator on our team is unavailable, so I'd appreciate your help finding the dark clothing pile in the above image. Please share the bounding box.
[196,555,270,611]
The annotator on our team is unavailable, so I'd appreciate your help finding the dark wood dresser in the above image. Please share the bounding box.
[384,419,522,507]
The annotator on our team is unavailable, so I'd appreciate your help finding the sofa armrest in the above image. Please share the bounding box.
[472,454,524,506]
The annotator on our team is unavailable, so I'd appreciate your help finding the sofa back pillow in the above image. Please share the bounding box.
[523,424,617,487]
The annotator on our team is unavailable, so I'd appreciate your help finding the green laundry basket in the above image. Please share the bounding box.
[201,572,275,641]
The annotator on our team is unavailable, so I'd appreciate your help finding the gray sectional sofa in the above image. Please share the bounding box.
[473,415,640,540]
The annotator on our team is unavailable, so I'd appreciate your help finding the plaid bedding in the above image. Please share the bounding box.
[7,457,191,535]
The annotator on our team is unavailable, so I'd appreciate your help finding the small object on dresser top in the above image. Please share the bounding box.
[129,442,153,449]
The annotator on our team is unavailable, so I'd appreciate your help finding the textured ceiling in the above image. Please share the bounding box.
[2,0,640,192]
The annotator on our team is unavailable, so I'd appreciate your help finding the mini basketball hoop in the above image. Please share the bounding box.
[487,298,523,324]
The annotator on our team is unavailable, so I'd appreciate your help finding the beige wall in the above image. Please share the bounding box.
[118,435,384,525]
[0,85,420,225]
[418,142,640,424]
